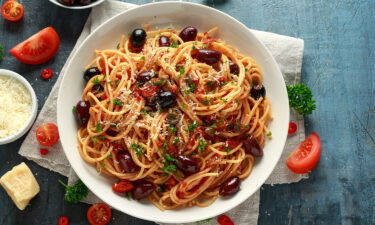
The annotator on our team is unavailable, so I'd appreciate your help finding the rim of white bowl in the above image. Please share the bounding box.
[48,0,106,9]
[0,69,38,145]
[57,1,289,223]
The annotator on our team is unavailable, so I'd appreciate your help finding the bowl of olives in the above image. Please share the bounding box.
[49,0,105,9]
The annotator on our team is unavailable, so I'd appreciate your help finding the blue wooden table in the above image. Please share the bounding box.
[0,0,374,224]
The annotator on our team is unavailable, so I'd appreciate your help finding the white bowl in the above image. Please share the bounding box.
[0,69,38,145]
[57,2,289,223]
[49,0,106,9]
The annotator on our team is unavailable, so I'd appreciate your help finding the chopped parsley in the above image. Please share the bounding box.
[173,137,180,144]
[99,136,106,140]
[245,68,249,72]
[92,138,98,144]
[131,143,144,157]
[197,218,212,223]
[202,97,210,105]
[95,122,103,133]
[162,162,177,173]
[106,153,114,159]
[92,77,101,85]
[171,42,179,48]
[244,125,250,129]
[140,56,145,61]
[162,142,176,162]
[113,99,123,106]
[219,81,227,87]
[72,106,77,113]
[110,123,118,128]
[181,103,187,109]
[153,80,163,86]
[219,97,228,103]
[267,131,272,136]
[199,140,206,152]
[188,121,198,132]
[226,147,231,154]
[170,125,177,134]
[287,84,316,115]
[218,120,224,124]
[101,161,105,169]
[201,43,210,49]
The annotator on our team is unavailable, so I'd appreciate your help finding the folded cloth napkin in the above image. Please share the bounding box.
[19,1,307,224]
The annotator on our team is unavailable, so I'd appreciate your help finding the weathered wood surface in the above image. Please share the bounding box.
[0,0,374,224]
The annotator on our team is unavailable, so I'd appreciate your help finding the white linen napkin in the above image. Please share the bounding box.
[19,1,307,224]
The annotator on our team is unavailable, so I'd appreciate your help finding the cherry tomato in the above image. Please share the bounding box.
[186,137,196,150]
[140,82,160,98]
[1,0,24,22]
[112,179,134,194]
[41,69,54,80]
[10,27,60,65]
[36,123,59,146]
[286,132,321,174]
[40,148,49,156]
[217,215,234,225]
[169,84,178,94]
[165,177,177,188]
[87,203,112,225]
[288,122,297,134]
[58,217,69,225]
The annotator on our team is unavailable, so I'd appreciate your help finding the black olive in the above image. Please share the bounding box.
[175,155,199,173]
[179,26,198,42]
[219,176,241,196]
[58,0,75,6]
[159,36,171,47]
[166,108,181,125]
[195,49,222,65]
[229,62,239,75]
[250,84,266,100]
[75,101,90,126]
[156,91,176,110]
[84,67,101,82]
[130,29,147,48]
[243,135,263,157]
[136,71,156,83]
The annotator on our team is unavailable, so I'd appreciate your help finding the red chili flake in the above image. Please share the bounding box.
[40,148,49,156]
[58,216,69,225]
[217,215,234,225]
[41,69,54,80]
[288,122,297,135]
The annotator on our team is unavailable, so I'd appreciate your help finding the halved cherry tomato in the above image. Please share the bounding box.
[10,27,60,65]
[112,179,134,194]
[40,148,49,156]
[286,132,321,174]
[217,215,234,225]
[36,123,59,146]
[41,69,54,80]
[140,82,160,98]
[1,0,24,22]
[58,216,69,225]
[87,203,111,225]
[288,122,297,135]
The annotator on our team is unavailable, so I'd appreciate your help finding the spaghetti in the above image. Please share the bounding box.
[76,26,272,210]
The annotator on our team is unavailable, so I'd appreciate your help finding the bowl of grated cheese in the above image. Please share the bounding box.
[0,69,38,145]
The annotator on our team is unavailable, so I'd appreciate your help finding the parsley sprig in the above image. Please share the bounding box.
[58,179,88,204]
[0,45,3,60]
[287,84,316,115]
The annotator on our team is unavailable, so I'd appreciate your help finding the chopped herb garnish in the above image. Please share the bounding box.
[171,42,179,48]
[267,131,272,136]
[115,80,120,85]
[72,106,77,113]
[173,137,180,144]
[210,123,217,129]
[101,161,105,169]
[226,147,231,154]
[113,99,123,106]
[199,140,206,152]
[219,81,227,87]
[181,103,187,109]
[92,138,98,144]
[162,142,176,162]
[140,56,145,61]
[125,192,132,200]
[95,122,103,133]
[245,68,249,72]
[156,187,165,193]
[127,32,132,36]
[203,97,210,105]
[188,121,198,132]
[92,77,101,85]
[201,43,210,49]
[218,120,224,124]
[244,125,250,129]
[287,84,316,115]
[110,123,118,127]
[131,143,144,157]
[106,153,114,159]
[162,161,177,173]
[170,125,177,134]
[153,80,163,86]
[197,218,213,223]
[99,136,106,140]
[219,97,228,103]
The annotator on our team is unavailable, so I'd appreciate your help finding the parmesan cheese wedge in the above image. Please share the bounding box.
[0,162,40,210]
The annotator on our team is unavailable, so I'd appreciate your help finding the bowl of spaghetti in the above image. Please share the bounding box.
[57,1,289,223]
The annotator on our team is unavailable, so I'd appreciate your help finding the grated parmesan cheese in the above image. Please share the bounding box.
[0,76,32,139]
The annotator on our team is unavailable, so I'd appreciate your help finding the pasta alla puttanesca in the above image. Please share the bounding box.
[75,26,272,210]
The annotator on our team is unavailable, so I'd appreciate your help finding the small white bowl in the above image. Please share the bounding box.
[0,69,38,145]
[49,0,106,9]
